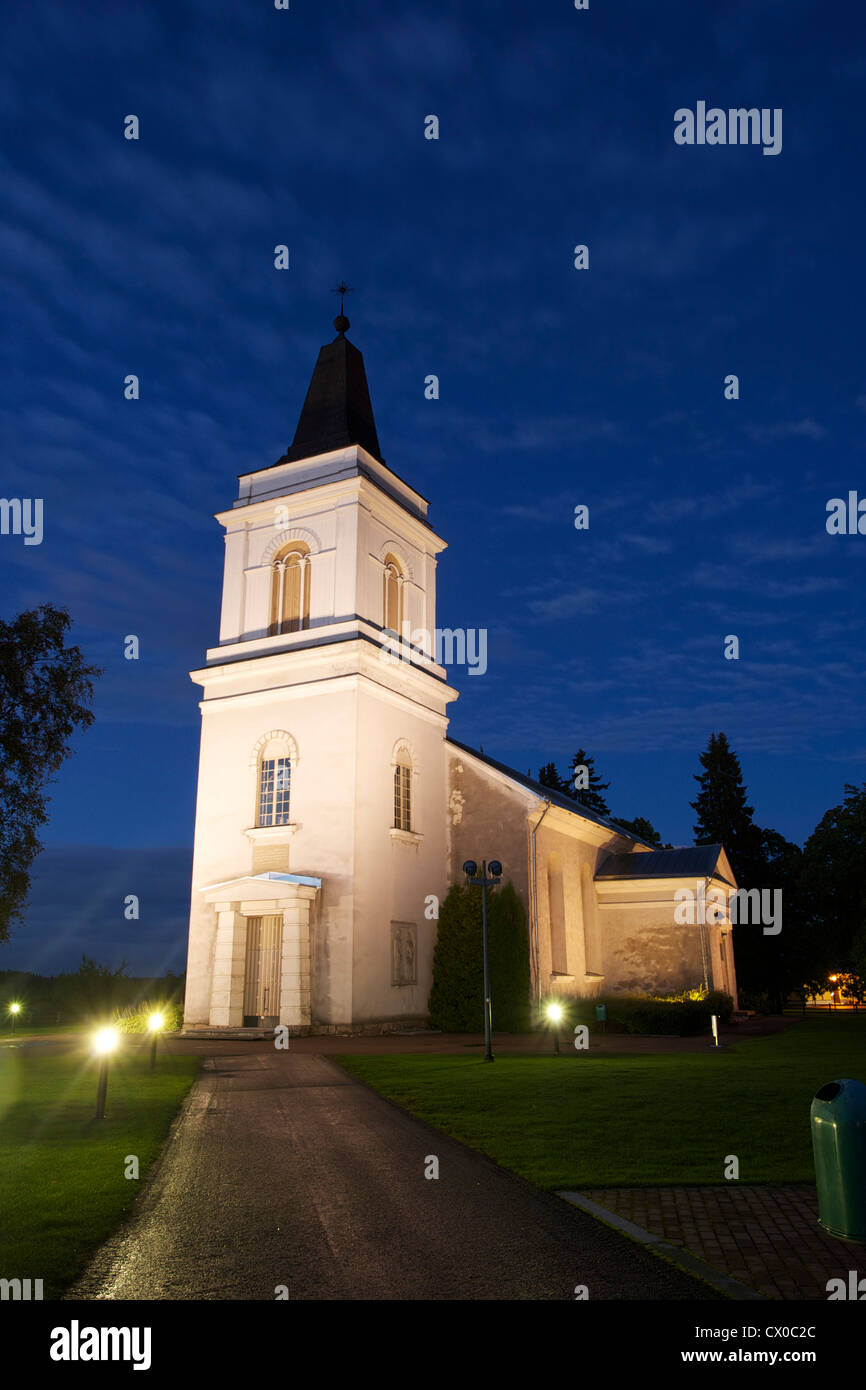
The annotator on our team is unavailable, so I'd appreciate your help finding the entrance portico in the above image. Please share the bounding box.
[200,872,321,1031]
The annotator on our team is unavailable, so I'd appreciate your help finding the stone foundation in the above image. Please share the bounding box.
[179,1016,432,1040]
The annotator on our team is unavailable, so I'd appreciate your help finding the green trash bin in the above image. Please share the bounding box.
[810,1078,866,1242]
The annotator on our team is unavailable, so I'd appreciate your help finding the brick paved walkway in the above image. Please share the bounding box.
[582,1186,864,1299]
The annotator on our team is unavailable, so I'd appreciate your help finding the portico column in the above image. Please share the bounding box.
[209,902,247,1027]
[279,888,316,1028]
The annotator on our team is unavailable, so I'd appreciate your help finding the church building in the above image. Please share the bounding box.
[181,313,738,1036]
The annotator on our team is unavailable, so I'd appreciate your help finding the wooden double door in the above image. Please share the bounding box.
[243,914,283,1027]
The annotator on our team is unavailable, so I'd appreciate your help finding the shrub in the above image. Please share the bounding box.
[569,989,733,1036]
[428,880,531,1032]
[736,990,776,1016]
[489,882,532,1032]
[114,1000,184,1034]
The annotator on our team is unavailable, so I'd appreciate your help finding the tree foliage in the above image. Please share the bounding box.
[800,782,866,978]
[616,815,663,847]
[0,606,100,943]
[537,762,568,794]
[568,747,610,816]
[428,880,531,1032]
[536,750,611,816]
[690,732,764,883]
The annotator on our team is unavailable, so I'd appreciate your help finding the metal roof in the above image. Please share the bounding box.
[595,844,733,885]
[276,328,383,465]
[445,737,653,845]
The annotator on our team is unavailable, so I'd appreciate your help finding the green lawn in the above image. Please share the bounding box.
[335,1014,866,1190]
[0,1043,199,1297]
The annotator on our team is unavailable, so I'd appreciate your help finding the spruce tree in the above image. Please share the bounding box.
[568,748,610,816]
[690,732,763,883]
[537,762,567,793]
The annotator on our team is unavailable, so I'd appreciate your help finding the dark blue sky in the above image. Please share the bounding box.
[3,0,865,971]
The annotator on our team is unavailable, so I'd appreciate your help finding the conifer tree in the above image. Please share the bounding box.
[489,881,531,1031]
[537,762,567,793]
[428,884,483,1031]
[568,748,610,816]
[428,881,531,1032]
[690,732,763,883]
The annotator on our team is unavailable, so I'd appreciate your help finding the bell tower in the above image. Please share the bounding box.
[182,308,458,1035]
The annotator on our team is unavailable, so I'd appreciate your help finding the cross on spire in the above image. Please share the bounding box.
[332,280,354,314]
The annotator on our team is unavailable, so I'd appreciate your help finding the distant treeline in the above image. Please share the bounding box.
[0,956,185,1026]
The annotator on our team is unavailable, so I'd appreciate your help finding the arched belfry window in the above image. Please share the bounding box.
[270,543,310,636]
[257,736,293,827]
[383,554,403,634]
[393,746,413,831]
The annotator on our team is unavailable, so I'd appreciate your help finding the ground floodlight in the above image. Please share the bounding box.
[463,859,478,877]
[148,1012,165,1069]
[546,1001,563,1055]
[92,1027,119,1121]
[93,1027,119,1055]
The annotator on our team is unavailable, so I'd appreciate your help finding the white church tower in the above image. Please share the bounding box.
[182,308,458,1035]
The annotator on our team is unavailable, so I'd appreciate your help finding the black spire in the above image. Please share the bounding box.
[278,295,383,465]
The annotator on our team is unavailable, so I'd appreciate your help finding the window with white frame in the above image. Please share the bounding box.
[393,757,412,831]
[258,756,291,826]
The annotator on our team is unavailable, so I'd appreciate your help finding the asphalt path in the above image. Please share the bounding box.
[67,1046,717,1301]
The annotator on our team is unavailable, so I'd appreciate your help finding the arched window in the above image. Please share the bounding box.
[393,750,412,831]
[257,737,292,827]
[270,543,310,636]
[383,554,403,633]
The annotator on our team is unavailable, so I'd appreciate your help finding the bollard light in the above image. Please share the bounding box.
[92,1027,119,1120]
[147,1012,164,1070]
[546,1001,563,1055]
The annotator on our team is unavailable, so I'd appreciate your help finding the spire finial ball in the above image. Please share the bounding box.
[334,314,350,335]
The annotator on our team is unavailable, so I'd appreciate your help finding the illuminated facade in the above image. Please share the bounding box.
[182,318,738,1035]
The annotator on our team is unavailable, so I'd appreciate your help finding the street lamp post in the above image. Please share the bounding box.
[8,1002,21,1035]
[463,858,502,1064]
[92,1028,119,1120]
